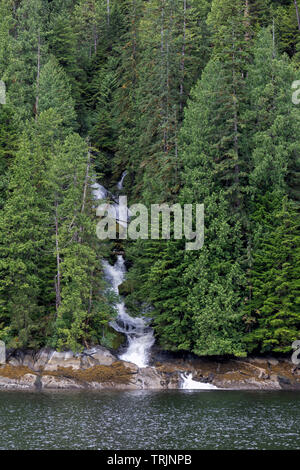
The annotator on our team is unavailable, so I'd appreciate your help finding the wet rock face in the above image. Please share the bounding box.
[0,374,37,390]
[1,349,300,391]
[44,351,82,371]
[190,357,300,390]
[0,365,38,390]
[129,366,180,390]
[41,375,85,390]
[83,346,117,367]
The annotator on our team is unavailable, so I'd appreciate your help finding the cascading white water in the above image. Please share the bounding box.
[102,256,155,368]
[91,181,108,200]
[180,373,218,390]
[93,172,155,369]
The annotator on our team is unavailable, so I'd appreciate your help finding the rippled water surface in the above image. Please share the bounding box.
[0,390,300,449]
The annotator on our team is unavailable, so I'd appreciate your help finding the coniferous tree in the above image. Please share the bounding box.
[244,196,300,353]
[0,112,59,348]
[0,106,18,209]
[38,55,77,129]
[3,0,49,123]
[243,28,300,352]
[114,0,211,203]
[143,0,253,356]
[0,0,299,356]
[49,134,114,351]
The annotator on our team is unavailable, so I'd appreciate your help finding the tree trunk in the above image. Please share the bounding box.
[93,24,98,54]
[54,199,61,313]
[295,0,300,31]
[244,0,250,40]
[272,18,276,59]
[79,149,91,243]
[132,0,137,85]
[165,31,169,152]
[232,28,240,208]
[81,150,91,215]
[180,0,187,114]
[160,1,167,152]
[35,29,41,119]
[107,0,110,26]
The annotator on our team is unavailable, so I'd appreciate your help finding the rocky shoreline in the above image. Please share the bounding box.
[0,346,300,391]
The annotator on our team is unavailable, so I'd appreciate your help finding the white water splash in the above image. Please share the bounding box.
[180,373,218,390]
[91,181,108,200]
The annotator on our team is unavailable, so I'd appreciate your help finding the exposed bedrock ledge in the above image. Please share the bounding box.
[0,347,300,391]
[6,346,117,372]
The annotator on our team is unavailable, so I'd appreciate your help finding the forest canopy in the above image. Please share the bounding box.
[0,0,299,356]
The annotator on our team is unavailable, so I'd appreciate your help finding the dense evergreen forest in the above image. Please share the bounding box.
[0,0,299,356]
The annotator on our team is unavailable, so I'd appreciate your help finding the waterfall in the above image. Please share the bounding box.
[93,173,155,369]
[117,171,127,190]
[180,373,218,390]
[102,256,154,368]
[91,181,108,200]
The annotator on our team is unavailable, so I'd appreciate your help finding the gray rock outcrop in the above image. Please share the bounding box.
[1,348,300,391]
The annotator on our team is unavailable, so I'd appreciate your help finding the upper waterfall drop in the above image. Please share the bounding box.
[117,171,127,190]
[93,172,155,369]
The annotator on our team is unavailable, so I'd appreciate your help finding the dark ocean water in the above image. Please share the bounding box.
[0,389,299,450]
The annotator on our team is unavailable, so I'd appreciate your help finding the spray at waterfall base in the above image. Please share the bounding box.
[96,197,204,251]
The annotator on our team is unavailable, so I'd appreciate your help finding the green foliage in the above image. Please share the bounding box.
[0,0,299,357]
[124,4,299,357]
[38,56,77,129]
[244,196,300,353]
[241,27,300,353]
[0,114,56,348]
[2,0,49,123]
[0,106,18,208]
[112,0,212,202]
[49,134,115,351]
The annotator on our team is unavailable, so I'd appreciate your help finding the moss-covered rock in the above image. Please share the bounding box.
[46,362,133,385]
[110,330,126,351]
[118,280,134,297]
[100,325,126,351]
[0,364,36,379]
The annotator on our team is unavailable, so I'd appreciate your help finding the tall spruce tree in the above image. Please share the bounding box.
[0,106,18,209]
[49,134,114,351]
[243,28,300,352]
[144,0,253,356]
[3,0,49,123]
[0,112,59,348]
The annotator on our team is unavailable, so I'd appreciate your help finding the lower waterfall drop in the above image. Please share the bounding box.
[102,256,155,368]
[180,373,218,390]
